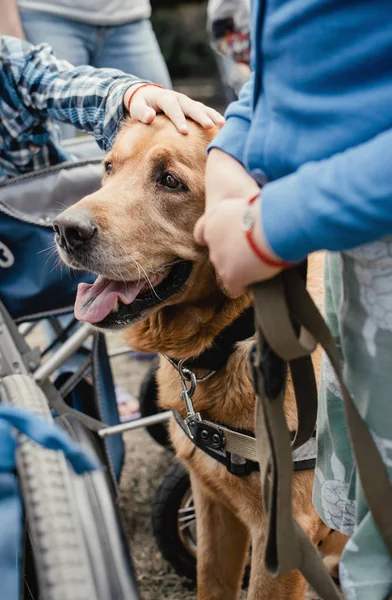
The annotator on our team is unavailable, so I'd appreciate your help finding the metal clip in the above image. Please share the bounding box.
[178,364,201,438]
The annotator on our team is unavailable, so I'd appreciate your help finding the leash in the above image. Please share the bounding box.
[252,267,392,599]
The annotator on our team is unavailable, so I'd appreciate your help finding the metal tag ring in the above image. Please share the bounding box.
[180,367,197,398]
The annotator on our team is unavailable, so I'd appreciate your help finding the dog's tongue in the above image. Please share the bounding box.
[75,276,145,324]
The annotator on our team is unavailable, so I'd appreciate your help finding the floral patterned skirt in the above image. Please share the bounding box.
[313,247,392,600]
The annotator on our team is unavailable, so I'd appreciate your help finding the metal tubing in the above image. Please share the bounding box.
[108,346,133,358]
[33,323,93,383]
[98,410,172,438]
[18,322,38,336]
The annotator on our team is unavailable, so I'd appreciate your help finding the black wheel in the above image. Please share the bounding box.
[152,460,251,586]
[152,461,197,582]
[139,360,171,448]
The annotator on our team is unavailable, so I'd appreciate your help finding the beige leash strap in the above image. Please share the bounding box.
[203,420,316,466]
[205,421,259,462]
[252,268,392,599]
[253,350,340,600]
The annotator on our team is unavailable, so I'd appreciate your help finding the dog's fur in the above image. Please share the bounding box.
[56,117,346,599]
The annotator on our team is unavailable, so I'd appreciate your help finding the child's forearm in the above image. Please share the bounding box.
[2,37,140,148]
[261,126,392,262]
[0,0,26,38]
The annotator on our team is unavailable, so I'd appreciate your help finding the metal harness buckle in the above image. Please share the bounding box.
[178,364,202,438]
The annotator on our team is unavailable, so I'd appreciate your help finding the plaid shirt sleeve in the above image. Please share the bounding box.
[1,36,145,150]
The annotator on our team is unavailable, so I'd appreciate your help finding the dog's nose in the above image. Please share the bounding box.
[53,211,96,252]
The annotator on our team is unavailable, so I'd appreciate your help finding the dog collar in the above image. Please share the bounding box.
[162,305,255,374]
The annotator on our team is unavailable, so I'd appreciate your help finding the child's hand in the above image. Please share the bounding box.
[124,83,225,134]
[194,197,282,296]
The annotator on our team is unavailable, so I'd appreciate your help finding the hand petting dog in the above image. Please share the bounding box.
[124,83,225,134]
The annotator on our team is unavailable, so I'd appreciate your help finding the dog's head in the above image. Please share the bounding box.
[55,116,225,330]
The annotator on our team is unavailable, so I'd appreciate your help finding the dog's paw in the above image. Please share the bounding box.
[323,554,340,585]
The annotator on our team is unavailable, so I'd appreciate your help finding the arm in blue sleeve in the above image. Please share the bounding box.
[261,127,392,262]
[3,36,143,149]
[207,71,254,164]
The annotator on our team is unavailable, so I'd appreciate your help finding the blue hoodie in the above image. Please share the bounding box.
[210,0,392,262]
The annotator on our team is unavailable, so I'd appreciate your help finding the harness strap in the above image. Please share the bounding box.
[216,419,258,462]
[252,267,392,600]
[173,410,316,476]
[219,417,317,469]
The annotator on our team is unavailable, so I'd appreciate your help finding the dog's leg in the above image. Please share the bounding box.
[318,530,349,582]
[247,526,307,600]
[190,473,249,600]
[246,505,341,599]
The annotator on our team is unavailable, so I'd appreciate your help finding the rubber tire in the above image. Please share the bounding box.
[153,460,251,588]
[152,461,197,582]
[139,360,171,448]
[55,414,139,599]
[1,374,138,600]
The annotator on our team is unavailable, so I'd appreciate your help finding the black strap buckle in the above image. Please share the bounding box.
[192,420,225,450]
[226,452,250,476]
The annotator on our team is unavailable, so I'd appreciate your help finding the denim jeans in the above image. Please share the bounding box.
[20,11,172,138]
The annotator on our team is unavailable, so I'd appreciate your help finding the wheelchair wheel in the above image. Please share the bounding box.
[152,460,251,587]
[139,360,171,448]
[2,374,138,600]
[152,461,196,582]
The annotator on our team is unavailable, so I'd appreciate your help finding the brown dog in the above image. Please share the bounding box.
[55,116,344,600]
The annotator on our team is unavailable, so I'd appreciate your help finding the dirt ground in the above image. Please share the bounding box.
[28,327,324,600]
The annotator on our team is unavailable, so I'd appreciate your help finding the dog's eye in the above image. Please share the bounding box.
[104,161,113,176]
[158,172,183,190]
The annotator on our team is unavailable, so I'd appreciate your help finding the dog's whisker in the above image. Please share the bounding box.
[126,255,163,301]
[37,243,56,256]
[54,201,71,211]
[102,249,163,302]
[49,258,62,274]
[39,239,59,261]
[44,252,59,268]
[104,255,179,277]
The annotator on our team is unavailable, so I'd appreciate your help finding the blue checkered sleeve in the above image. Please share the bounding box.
[1,36,143,150]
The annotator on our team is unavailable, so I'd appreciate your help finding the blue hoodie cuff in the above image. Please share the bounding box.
[261,173,315,263]
[0,406,100,474]
[207,115,250,165]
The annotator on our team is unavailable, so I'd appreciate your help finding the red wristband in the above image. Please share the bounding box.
[126,83,164,112]
[242,193,294,269]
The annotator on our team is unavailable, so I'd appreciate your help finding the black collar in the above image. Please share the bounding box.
[168,305,255,372]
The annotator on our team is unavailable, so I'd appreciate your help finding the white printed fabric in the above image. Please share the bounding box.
[312,249,392,600]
